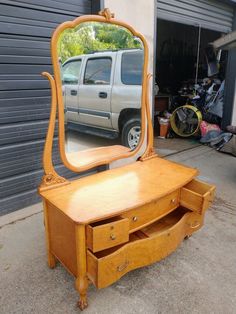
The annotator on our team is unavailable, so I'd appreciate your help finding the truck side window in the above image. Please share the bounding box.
[121,51,143,85]
[62,60,81,85]
[84,57,112,85]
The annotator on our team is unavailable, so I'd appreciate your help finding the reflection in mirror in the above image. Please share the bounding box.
[57,22,144,162]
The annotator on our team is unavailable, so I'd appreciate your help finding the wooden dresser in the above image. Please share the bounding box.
[38,9,215,310]
[39,157,215,309]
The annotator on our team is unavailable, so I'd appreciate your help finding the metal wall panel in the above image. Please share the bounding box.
[157,0,234,33]
[0,0,98,215]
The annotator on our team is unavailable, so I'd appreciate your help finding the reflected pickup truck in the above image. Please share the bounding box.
[62,49,143,150]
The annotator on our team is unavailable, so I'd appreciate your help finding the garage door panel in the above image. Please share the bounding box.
[0,89,51,99]
[0,55,51,64]
[0,3,78,23]
[157,0,234,33]
[0,121,59,145]
[0,21,54,37]
[0,80,49,91]
[158,1,233,24]
[1,0,91,14]
[0,36,50,49]
[0,164,81,215]
[0,0,99,215]
[0,109,50,124]
[11,0,92,14]
[0,139,54,162]
[0,96,50,109]
[0,14,58,29]
[0,189,41,216]
[0,47,50,57]
[0,64,52,75]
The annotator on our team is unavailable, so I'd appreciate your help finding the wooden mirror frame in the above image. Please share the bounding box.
[39,9,156,190]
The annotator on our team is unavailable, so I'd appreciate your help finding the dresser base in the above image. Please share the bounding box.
[40,159,215,310]
[42,203,211,310]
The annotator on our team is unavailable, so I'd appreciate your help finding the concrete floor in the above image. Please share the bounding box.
[0,146,236,314]
[65,130,121,153]
[65,129,201,157]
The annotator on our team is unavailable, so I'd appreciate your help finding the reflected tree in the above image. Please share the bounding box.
[58,22,142,63]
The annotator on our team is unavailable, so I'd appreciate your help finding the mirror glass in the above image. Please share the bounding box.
[57,21,144,164]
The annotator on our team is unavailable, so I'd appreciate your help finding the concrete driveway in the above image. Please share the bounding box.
[0,146,236,314]
[65,130,121,153]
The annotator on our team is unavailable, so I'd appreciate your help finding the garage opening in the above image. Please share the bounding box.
[154,18,230,155]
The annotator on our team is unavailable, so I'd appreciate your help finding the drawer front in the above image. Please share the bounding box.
[86,217,129,253]
[180,179,215,213]
[121,190,179,232]
[87,209,192,289]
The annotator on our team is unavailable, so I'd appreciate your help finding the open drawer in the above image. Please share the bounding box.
[180,179,215,214]
[87,207,192,289]
[86,216,129,253]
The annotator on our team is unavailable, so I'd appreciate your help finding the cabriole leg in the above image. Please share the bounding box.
[75,224,88,310]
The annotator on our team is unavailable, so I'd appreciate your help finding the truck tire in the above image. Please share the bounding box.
[121,118,141,150]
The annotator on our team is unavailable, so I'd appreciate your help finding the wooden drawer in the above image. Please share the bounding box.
[180,179,215,214]
[121,190,179,232]
[86,217,129,253]
[87,207,191,289]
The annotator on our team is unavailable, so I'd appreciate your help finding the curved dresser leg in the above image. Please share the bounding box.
[76,280,88,310]
[43,200,56,268]
[75,225,88,310]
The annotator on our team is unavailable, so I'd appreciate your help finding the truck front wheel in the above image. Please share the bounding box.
[121,118,141,150]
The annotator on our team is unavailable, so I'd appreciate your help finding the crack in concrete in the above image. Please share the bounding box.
[0,210,42,230]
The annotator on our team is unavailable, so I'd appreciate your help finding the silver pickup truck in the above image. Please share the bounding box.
[62,49,143,149]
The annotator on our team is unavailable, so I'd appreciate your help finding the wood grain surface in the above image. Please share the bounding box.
[40,157,198,224]
[66,145,130,169]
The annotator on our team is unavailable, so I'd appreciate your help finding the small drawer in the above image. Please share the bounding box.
[180,179,215,213]
[121,190,179,232]
[86,217,129,253]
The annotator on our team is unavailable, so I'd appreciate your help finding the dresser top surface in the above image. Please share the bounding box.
[40,157,198,224]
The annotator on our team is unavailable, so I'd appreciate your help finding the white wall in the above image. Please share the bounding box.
[103,0,155,75]
[103,0,155,167]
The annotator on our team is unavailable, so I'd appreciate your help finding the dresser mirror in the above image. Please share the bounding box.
[50,12,149,173]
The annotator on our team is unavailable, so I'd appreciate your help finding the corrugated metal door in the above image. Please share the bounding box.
[0,0,98,215]
[157,0,234,33]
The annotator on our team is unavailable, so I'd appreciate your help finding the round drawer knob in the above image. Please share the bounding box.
[171,198,176,204]
[132,216,138,222]
[110,234,116,240]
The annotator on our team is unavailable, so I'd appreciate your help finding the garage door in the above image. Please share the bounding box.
[0,0,99,215]
[157,0,234,33]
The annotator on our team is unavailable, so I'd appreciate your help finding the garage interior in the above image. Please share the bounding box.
[154,18,227,155]
[153,0,236,156]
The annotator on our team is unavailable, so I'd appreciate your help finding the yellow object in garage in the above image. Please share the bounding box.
[170,104,202,137]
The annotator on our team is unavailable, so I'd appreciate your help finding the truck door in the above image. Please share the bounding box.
[62,59,82,123]
[77,56,114,129]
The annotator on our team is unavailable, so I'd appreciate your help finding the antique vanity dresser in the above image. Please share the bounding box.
[38,9,215,310]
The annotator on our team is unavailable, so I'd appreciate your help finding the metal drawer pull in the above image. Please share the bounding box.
[132,216,138,222]
[171,198,176,203]
[117,261,129,272]
[110,234,116,240]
